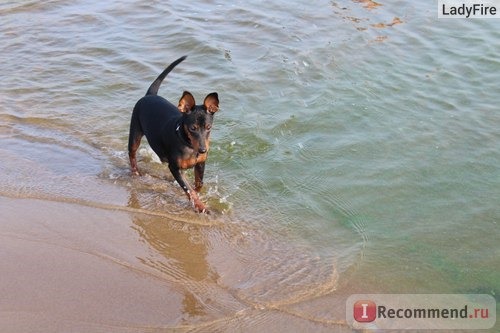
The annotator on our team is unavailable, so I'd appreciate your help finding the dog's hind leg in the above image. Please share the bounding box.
[128,112,143,175]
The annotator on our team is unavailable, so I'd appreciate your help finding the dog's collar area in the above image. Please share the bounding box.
[175,120,193,148]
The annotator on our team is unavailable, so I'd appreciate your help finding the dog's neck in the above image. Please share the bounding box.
[175,119,193,148]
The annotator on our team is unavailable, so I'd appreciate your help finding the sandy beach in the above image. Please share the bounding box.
[1,196,348,332]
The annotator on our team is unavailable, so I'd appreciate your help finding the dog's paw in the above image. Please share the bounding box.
[194,181,203,192]
[193,199,209,214]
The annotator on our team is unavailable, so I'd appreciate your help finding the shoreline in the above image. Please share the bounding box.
[0,195,351,332]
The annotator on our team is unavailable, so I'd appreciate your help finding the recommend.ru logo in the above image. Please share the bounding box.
[347,294,496,330]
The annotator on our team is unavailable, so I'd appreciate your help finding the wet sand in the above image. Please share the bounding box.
[1,197,184,332]
[0,196,352,332]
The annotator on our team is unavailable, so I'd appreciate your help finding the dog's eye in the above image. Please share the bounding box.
[206,124,212,131]
[190,125,197,131]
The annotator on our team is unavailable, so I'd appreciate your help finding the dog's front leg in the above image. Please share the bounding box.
[169,164,208,213]
[194,162,205,192]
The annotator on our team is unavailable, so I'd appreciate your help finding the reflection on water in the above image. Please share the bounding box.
[134,214,213,320]
[127,188,349,331]
[130,190,216,321]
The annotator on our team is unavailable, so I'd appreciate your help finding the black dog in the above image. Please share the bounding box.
[128,56,219,213]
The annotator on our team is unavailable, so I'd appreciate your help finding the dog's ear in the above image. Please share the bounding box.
[204,92,219,114]
[178,91,195,113]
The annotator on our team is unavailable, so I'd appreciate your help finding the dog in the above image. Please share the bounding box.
[128,56,219,213]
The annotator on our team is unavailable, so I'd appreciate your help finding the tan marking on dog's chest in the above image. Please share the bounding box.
[177,153,207,169]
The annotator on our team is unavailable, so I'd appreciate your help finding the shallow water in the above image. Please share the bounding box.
[1,0,499,331]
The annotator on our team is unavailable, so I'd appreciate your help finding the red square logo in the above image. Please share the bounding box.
[353,300,376,322]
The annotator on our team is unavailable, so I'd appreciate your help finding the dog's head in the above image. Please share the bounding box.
[178,91,219,154]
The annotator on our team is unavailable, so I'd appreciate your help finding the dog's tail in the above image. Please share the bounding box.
[146,55,187,96]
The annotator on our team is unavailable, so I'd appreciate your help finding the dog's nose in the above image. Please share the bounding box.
[198,147,207,154]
